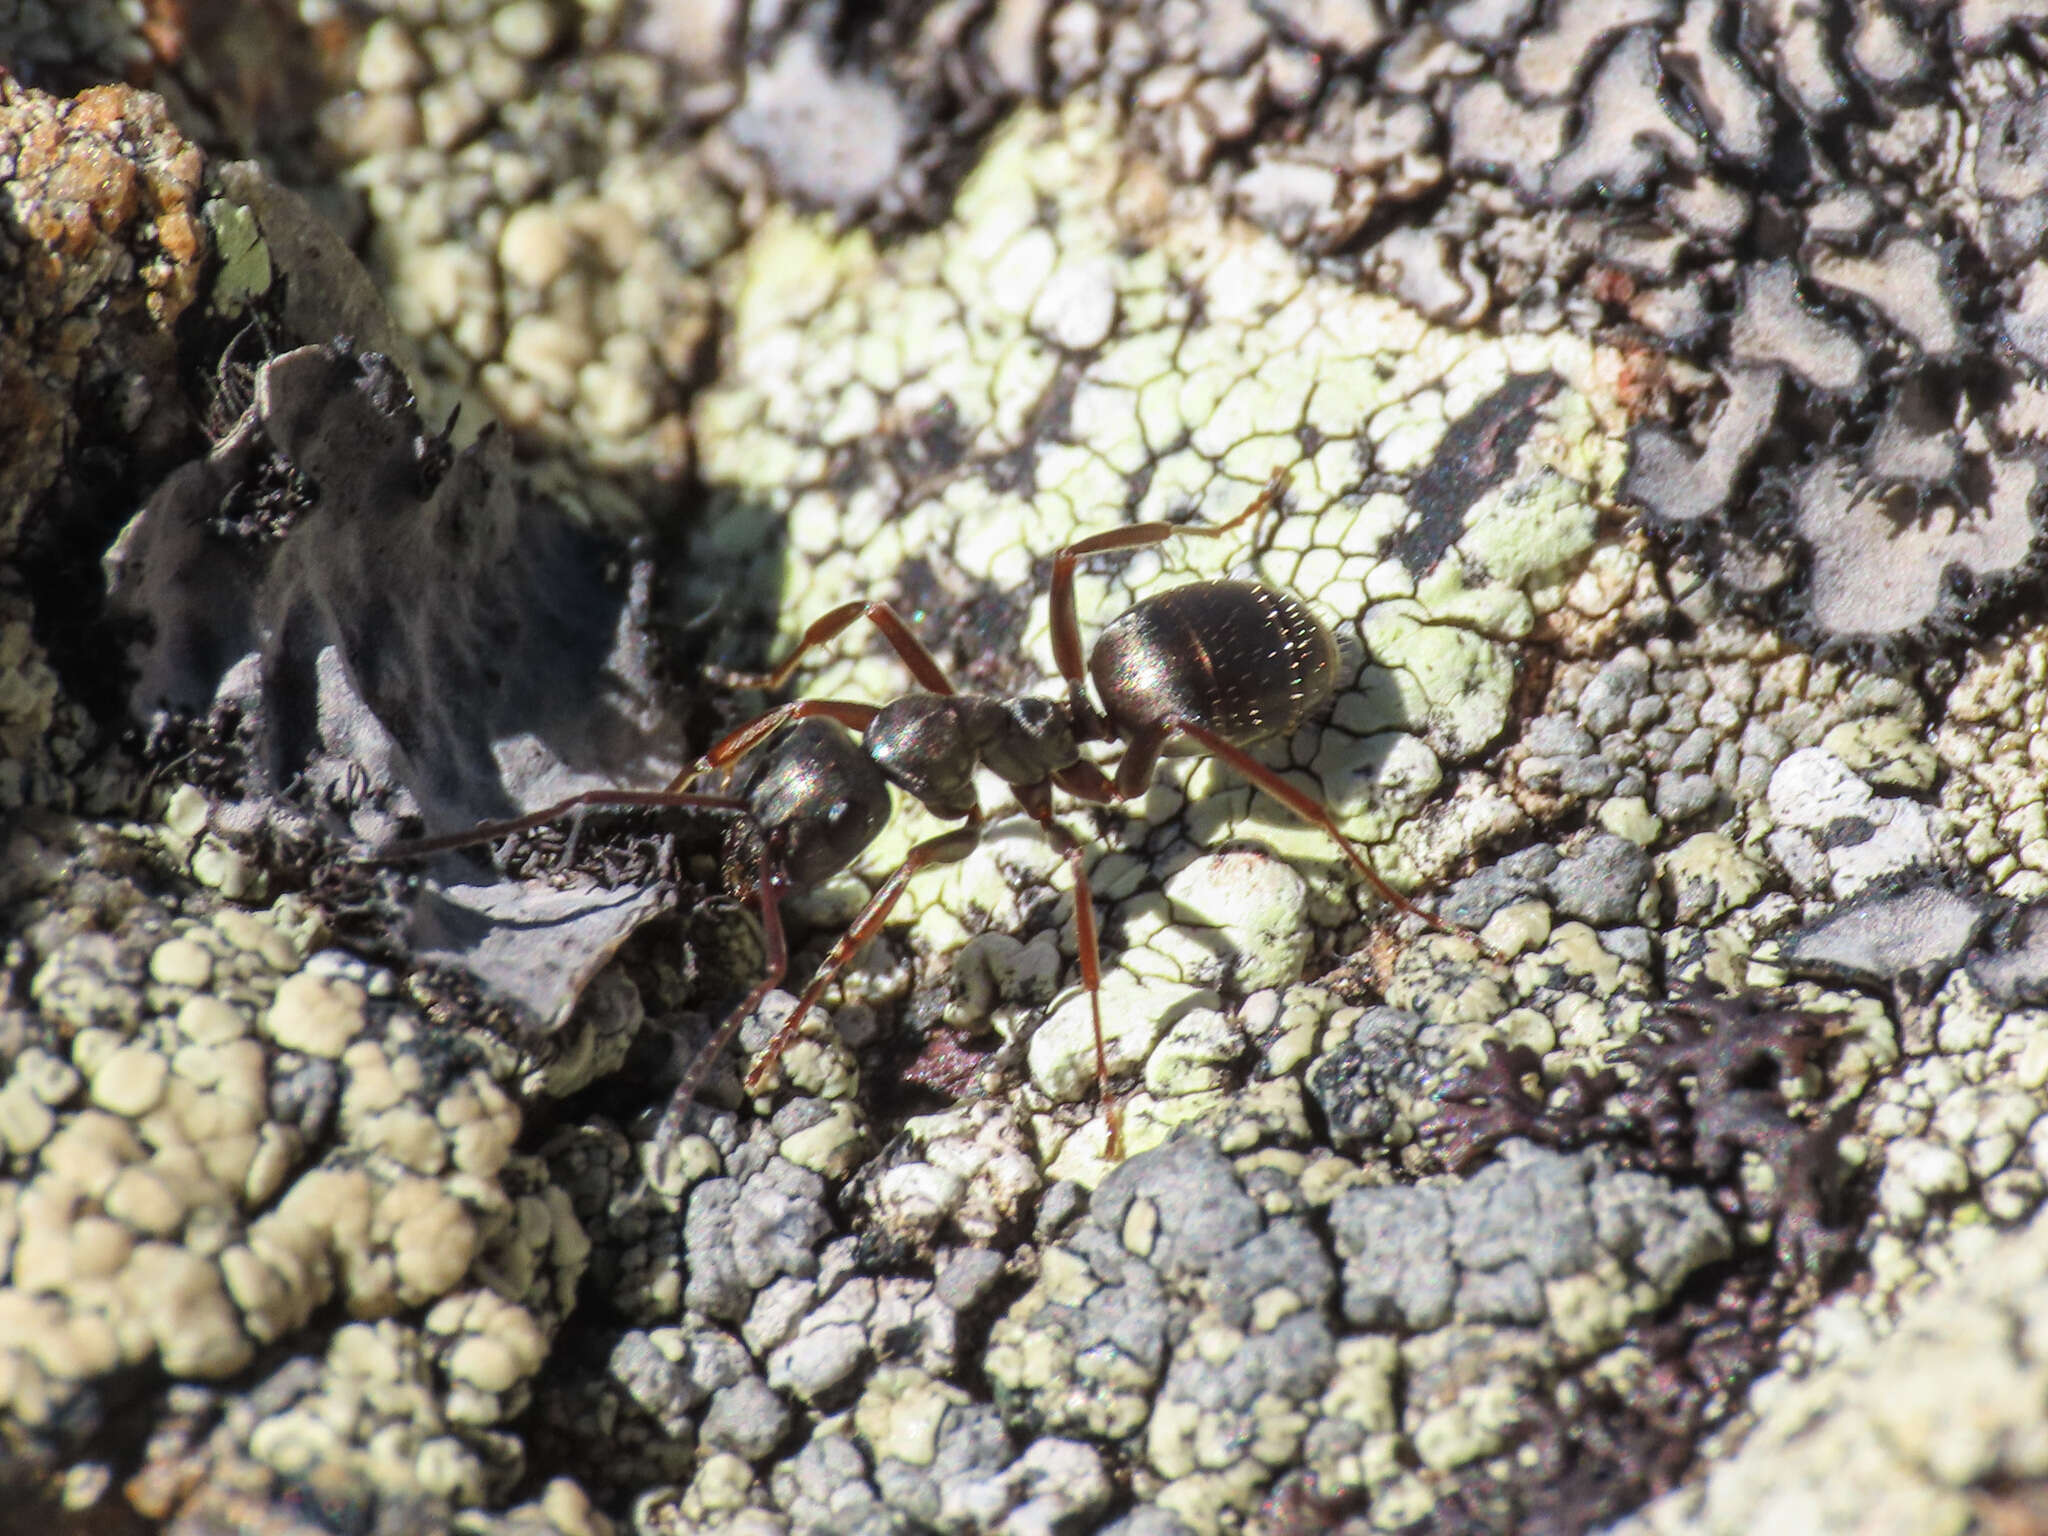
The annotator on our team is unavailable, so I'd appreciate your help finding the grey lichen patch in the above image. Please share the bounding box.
[1502,626,1934,843]
[108,340,686,1031]
[988,1135,1726,1530]
[1782,885,1996,1005]
[1357,591,1974,1280]
[1783,452,2044,654]
[687,102,1632,1150]
[724,33,923,219]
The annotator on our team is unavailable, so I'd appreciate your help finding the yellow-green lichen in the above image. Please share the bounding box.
[685,103,1632,1140]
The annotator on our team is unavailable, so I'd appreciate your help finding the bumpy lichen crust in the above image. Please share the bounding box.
[981,1135,1728,1532]
[473,0,2048,658]
[1936,622,2048,902]
[0,79,206,814]
[687,100,1630,1167]
[27,13,2048,1536]
[0,818,587,1513]
[320,0,735,484]
[0,79,205,553]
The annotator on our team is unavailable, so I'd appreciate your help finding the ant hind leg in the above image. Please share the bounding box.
[1047,470,1292,691]
[1164,715,1500,958]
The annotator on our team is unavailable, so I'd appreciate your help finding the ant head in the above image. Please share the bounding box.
[772,796,888,890]
[730,718,893,896]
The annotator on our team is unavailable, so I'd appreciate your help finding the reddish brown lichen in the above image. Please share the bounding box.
[1425,992,1855,1279]
[1,78,208,555]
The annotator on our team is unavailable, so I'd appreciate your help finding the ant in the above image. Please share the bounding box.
[381,470,1471,1157]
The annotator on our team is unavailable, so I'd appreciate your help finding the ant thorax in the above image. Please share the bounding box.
[864,694,1084,820]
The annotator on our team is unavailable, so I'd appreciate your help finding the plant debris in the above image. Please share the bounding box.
[106,340,689,1031]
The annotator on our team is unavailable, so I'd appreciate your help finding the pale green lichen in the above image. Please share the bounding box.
[687,103,1632,1146]
[1936,625,2048,901]
[203,197,271,315]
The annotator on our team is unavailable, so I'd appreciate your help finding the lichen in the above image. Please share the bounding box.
[23,4,2048,1533]
[682,103,1629,1154]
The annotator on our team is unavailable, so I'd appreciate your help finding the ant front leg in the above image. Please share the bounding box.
[741,816,985,1097]
[715,599,956,696]
[650,833,791,1163]
[1048,469,1290,697]
[663,698,880,793]
[373,790,751,861]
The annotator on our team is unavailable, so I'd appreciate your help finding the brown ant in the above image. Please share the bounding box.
[381,471,1469,1156]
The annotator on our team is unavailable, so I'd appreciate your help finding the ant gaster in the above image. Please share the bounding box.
[384,472,1467,1157]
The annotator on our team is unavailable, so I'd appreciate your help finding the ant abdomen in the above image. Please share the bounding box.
[1089,579,1338,748]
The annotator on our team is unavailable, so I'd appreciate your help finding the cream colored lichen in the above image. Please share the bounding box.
[324,0,731,479]
[0,886,578,1448]
[687,102,1632,1134]
[1936,623,2048,901]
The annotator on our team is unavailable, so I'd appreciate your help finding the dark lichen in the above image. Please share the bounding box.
[1410,992,1862,1535]
[1426,992,1857,1279]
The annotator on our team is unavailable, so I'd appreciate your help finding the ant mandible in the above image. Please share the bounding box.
[383,470,1470,1158]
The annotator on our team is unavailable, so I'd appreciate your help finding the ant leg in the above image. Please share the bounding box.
[1048,470,1291,687]
[1163,714,1483,947]
[1028,808,1122,1160]
[1110,727,1169,802]
[651,837,790,1159]
[741,817,985,1096]
[380,699,877,859]
[1052,761,1118,804]
[663,698,881,793]
[373,790,749,860]
[715,600,956,696]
